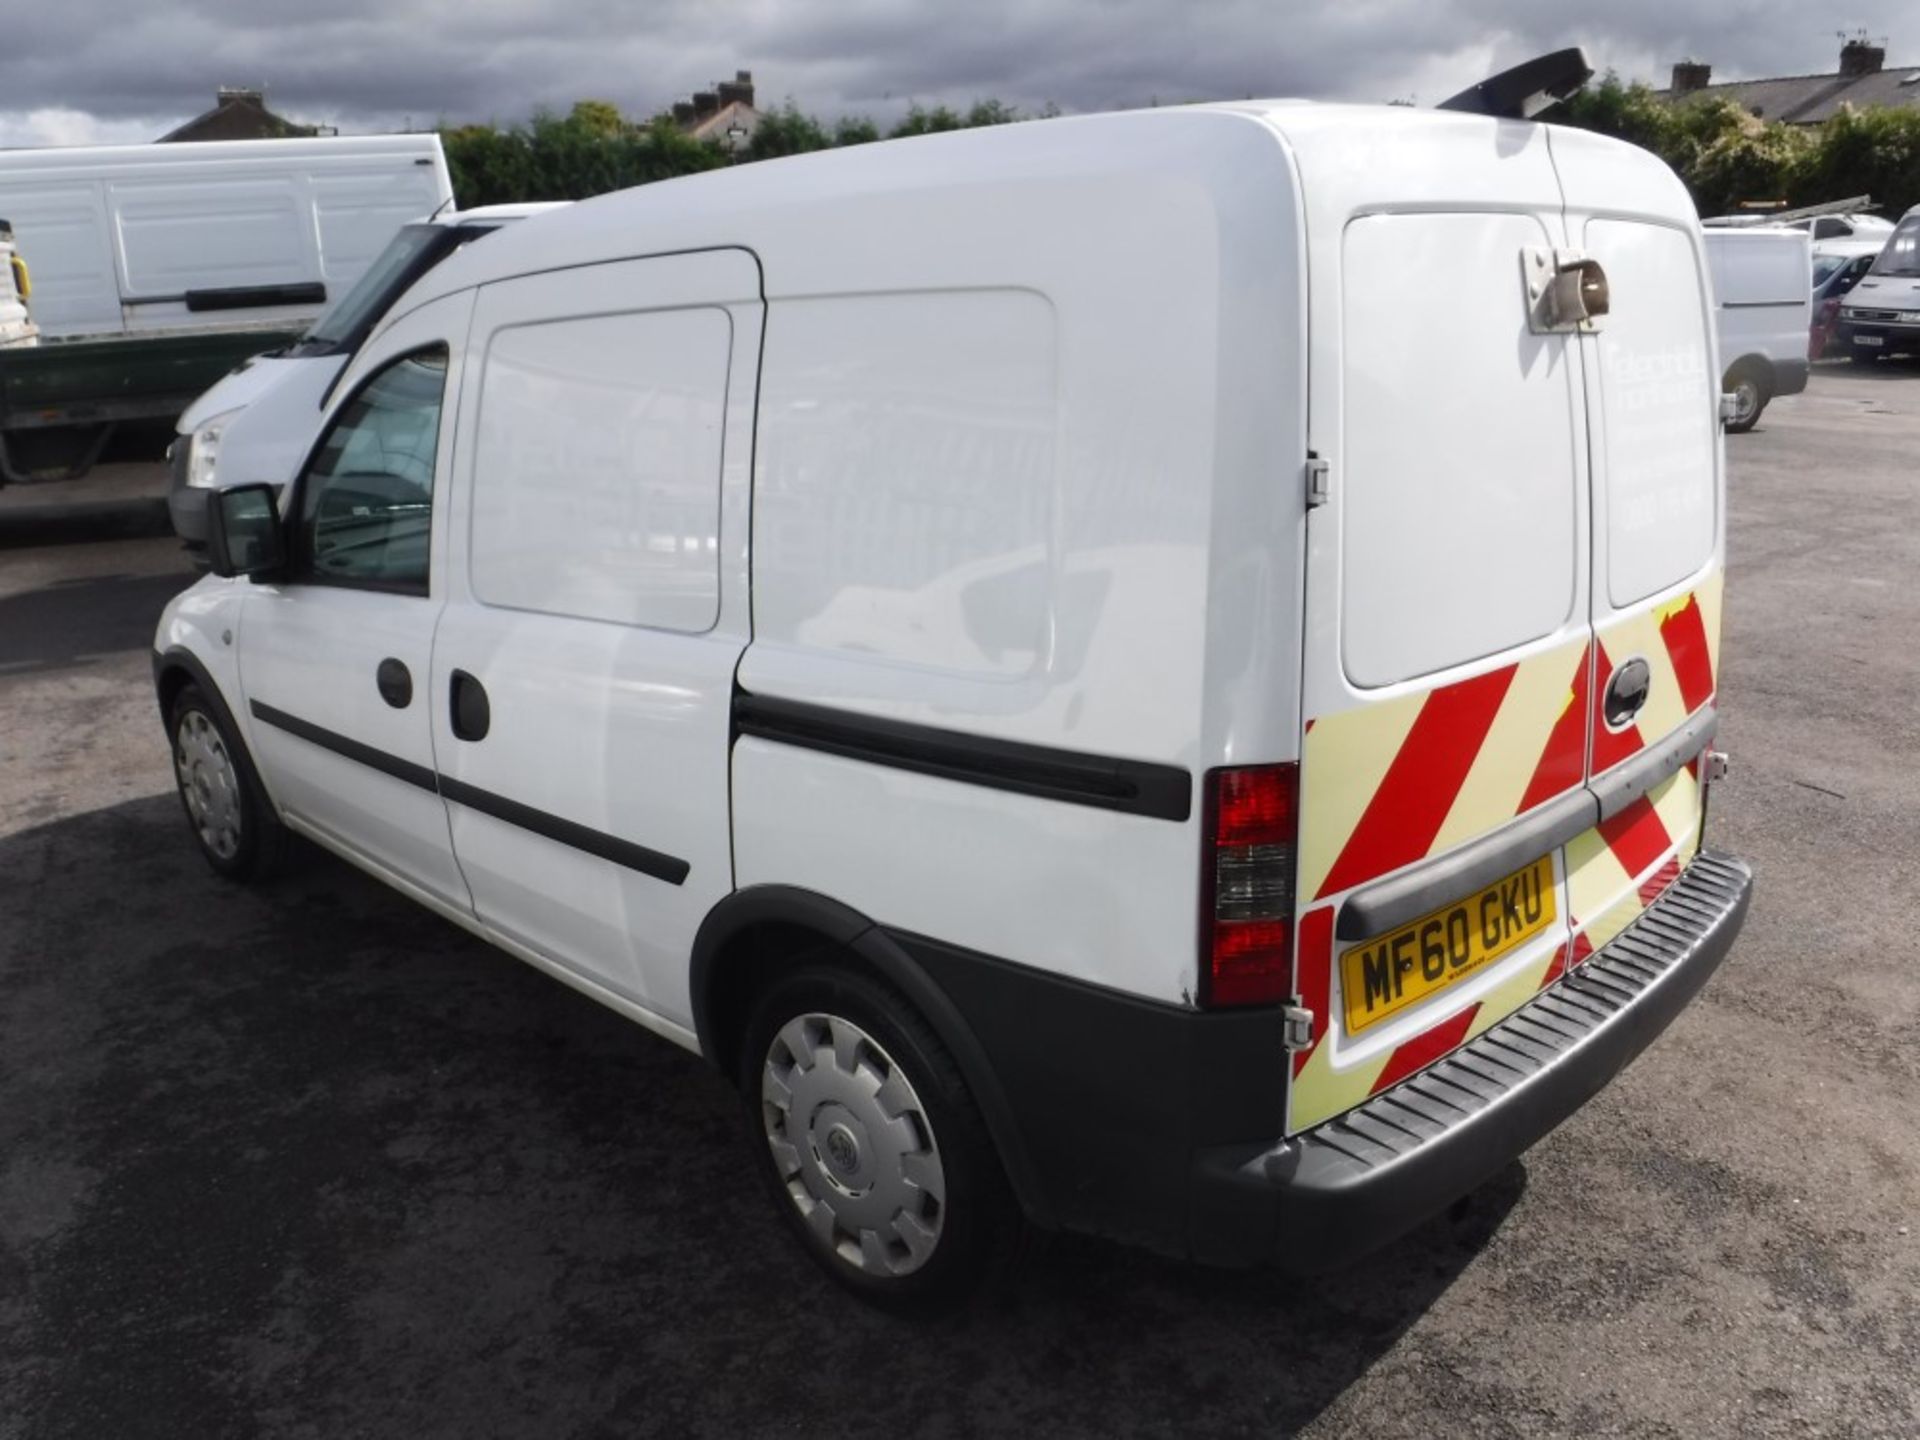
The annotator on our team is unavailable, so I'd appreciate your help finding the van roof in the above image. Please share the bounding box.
[426,201,571,227]
[403,101,1669,316]
[0,133,441,172]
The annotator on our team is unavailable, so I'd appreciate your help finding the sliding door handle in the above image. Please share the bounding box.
[450,670,491,742]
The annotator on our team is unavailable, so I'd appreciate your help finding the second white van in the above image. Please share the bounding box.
[1702,226,1813,431]
[168,203,567,545]
[155,99,1752,1310]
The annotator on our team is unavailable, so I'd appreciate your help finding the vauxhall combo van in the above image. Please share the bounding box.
[154,98,1753,1310]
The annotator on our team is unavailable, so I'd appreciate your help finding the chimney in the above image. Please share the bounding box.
[1670,60,1712,95]
[717,70,754,108]
[1840,39,1885,77]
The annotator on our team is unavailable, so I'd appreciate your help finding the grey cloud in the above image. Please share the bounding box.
[0,0,1908,141]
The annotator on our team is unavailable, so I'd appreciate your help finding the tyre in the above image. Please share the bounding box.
[168,682,290,881]
[1722,363,1771,434]
[740,965,1023,1313]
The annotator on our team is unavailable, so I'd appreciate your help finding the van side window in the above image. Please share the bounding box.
[469,308,731,633]
[293,346,448,594]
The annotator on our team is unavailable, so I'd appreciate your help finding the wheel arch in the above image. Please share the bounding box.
[153,644,236,731]
[690,884,1056,1228]
[1721,352,1774,391]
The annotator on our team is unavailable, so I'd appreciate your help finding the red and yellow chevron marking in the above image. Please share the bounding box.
[1288,900,1572,1129]
[1287,572,1724,1134]
[1565,764,1704,962]
[1299,634,1591,905]
[1592,574,1723,775]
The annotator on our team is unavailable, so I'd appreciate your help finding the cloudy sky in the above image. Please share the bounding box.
[1,0,1910,147]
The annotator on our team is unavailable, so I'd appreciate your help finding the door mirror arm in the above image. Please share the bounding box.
[206,483,289,582]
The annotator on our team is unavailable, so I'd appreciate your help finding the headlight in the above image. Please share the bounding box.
[1903,312,1920,324]
[184,408,242,488]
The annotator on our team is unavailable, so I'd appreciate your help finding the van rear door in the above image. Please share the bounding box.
[1278,111,1593,1133]
[1549,130,1723,973]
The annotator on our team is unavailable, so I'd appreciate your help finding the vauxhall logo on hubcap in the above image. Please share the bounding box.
[825,1126,859,1176]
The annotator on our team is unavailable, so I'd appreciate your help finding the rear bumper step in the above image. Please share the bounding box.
[1193,849,1753,1269]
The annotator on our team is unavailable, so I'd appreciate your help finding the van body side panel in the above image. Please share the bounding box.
[432,250,762,1030]
[0,182,120,335]
[731,114,1304,1006]
[1272,108,1594,1132]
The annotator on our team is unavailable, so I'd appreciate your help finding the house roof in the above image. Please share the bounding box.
[158,90,321,143]
[1655,66,1920,124]
[683,99,761,142]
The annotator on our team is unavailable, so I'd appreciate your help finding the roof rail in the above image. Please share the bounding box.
[1700,195,1878,228]
[1437,48,1593,119]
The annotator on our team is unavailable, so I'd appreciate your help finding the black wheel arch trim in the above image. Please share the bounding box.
[153,646,236,732]
[153,646,283,820]
[690,883,1057,1228]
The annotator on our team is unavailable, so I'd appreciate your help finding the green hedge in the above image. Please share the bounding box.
[443,99,1031,206]
[443,86,1920,222]
[1549,75,1920,220]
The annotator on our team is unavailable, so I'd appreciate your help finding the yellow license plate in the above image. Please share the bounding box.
[1341,855,1557,1035]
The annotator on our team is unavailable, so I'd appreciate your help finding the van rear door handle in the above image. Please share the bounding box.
[450,670,491,742]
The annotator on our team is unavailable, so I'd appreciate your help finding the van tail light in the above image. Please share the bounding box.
[1200,764,1299,1008]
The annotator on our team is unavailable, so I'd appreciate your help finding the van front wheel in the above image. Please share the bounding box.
[740,965,1022,1313]
[169,682,289,881]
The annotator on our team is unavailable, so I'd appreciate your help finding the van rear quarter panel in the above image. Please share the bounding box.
[730,113,1308,1005]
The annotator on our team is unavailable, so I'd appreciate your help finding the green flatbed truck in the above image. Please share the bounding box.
[0,325,301,485]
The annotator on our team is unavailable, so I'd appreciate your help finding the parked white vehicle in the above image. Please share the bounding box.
[1701,226,1813,431]
[0,135,451,340]
[168,203,567,545]
[1701,197,1892,252]
[1837,204,1920,360]
[0,219,34,347]
[154,98,1752,1309]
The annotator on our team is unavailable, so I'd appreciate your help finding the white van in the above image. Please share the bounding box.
[1837,204,1920,360]
[154,101,1752,1309]
[1701,227,1813,431]
[0,135,452,340]
[168,203,567,545]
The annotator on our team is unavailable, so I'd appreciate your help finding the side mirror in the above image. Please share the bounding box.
[207,483,286,580]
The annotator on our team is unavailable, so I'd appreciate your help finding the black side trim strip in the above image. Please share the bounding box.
[247,699,690,886]
[1337,787,1597,942]
[249,700,438,792]
[1337,706,1719,943]
[185,282,328,313]
[1591,708,1717,821]
[733,692,1192,823]
[438,776,690,886]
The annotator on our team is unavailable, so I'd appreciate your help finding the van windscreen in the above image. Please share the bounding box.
[290,224,457,356]
[1870,216,1920,276]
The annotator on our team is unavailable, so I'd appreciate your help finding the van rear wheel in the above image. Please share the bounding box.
[740,965,1021,1313]
[1722,363,1770,434]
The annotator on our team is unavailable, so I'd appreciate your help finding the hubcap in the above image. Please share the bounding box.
[761,1012,946,1277]
[174,710,243,861]
[1732,380,1759,425]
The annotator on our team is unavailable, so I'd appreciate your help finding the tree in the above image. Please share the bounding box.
[1549,72,1920,219]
